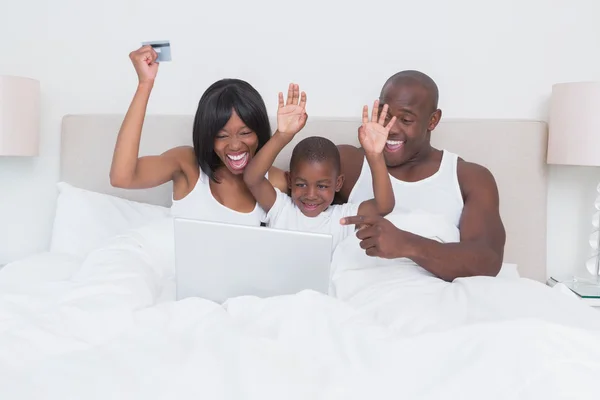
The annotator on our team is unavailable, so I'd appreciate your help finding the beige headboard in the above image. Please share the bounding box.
[61,115,548,281]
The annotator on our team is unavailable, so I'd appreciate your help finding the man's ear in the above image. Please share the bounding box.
[428,109,442,131]
[335,174,345,192]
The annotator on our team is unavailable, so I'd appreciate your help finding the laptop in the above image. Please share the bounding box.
[173,218,333,303]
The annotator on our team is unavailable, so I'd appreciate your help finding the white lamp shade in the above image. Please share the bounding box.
[0,75,40,156]
[547,81,600,167]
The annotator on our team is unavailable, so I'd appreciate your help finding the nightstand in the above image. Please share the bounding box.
[547,277,600,310]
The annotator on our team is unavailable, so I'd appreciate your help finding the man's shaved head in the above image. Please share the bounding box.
[375,70,442,168]
[380,70,439,112]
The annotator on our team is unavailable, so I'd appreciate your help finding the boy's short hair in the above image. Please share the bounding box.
[289,136,341,174]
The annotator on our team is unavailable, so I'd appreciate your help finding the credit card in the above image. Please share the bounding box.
[142,40,172,62]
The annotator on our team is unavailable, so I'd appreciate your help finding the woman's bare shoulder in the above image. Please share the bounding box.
[166,146,199,194]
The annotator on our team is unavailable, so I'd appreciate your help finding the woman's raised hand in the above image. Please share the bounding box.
[129,45,159,85]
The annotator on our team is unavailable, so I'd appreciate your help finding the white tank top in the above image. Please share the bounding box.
[170,169,267,226]
[348,150,464,227]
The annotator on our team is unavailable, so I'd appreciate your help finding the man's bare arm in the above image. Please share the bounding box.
[404,162,506,280]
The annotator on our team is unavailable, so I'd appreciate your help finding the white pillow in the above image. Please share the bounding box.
[49,182,170,258]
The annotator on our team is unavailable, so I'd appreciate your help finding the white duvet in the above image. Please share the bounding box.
[1,213,600,400]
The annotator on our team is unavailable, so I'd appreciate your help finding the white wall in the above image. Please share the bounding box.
[1,0,599,277]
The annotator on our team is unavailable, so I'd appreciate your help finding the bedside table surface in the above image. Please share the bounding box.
[547,277,600,308]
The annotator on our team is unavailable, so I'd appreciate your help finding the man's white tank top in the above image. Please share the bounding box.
[348,150,464,228]
[170,169,267,226]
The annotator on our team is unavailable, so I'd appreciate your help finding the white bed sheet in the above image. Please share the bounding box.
[1,215,599,400]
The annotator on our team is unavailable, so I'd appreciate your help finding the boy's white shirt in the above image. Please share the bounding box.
[264,188,361,252]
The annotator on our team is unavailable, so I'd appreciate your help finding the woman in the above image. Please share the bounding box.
[110,45,307,226]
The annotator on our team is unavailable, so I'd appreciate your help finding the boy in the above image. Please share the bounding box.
[243,86,397,251]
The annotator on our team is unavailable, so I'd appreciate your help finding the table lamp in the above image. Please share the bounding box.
[547,81,600,283]
[0,75,40,156]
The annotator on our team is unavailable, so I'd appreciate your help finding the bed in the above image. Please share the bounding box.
[1,115,599,400]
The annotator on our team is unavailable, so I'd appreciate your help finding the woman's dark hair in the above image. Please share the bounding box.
[193,79,272,182]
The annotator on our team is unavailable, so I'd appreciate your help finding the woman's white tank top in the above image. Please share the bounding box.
[170,169,267,226]
[348,150,464,227]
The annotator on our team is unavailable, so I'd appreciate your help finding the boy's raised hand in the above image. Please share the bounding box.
[277,83,308,138]
[359,100,397,155]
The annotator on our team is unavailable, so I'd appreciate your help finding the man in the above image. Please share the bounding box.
[338,70,506,281]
